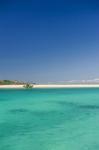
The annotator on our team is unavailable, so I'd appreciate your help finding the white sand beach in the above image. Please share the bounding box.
[34,84,99,88]
[0,85,24,88]
[0,84,99,88]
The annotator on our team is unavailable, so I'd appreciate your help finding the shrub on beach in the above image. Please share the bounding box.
[23,83,33,89]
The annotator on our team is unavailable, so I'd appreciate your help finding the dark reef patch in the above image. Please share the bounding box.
[9,108,29,113]
[79,104,99,110]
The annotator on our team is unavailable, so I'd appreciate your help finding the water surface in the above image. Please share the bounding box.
[0,88,99,150]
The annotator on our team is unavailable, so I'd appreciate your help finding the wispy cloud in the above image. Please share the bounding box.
[48,78,99,84]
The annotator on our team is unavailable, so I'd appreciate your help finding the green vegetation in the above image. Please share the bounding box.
[23,83,33,89]
[0,80,24,85]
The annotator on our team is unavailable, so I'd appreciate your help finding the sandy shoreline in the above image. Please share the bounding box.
[0,85,24,88]
[0,84,99,89]
[34,84,99,88]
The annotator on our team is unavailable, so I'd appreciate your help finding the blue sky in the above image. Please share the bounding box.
[0,0,99,83]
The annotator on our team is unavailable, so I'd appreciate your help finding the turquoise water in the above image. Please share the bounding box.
[0,88,99,150]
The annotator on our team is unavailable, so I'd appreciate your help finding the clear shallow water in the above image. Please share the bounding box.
[0,88,99,150]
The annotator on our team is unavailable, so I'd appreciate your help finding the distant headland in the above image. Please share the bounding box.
[0,80,34,89]
[0,80,25,85]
